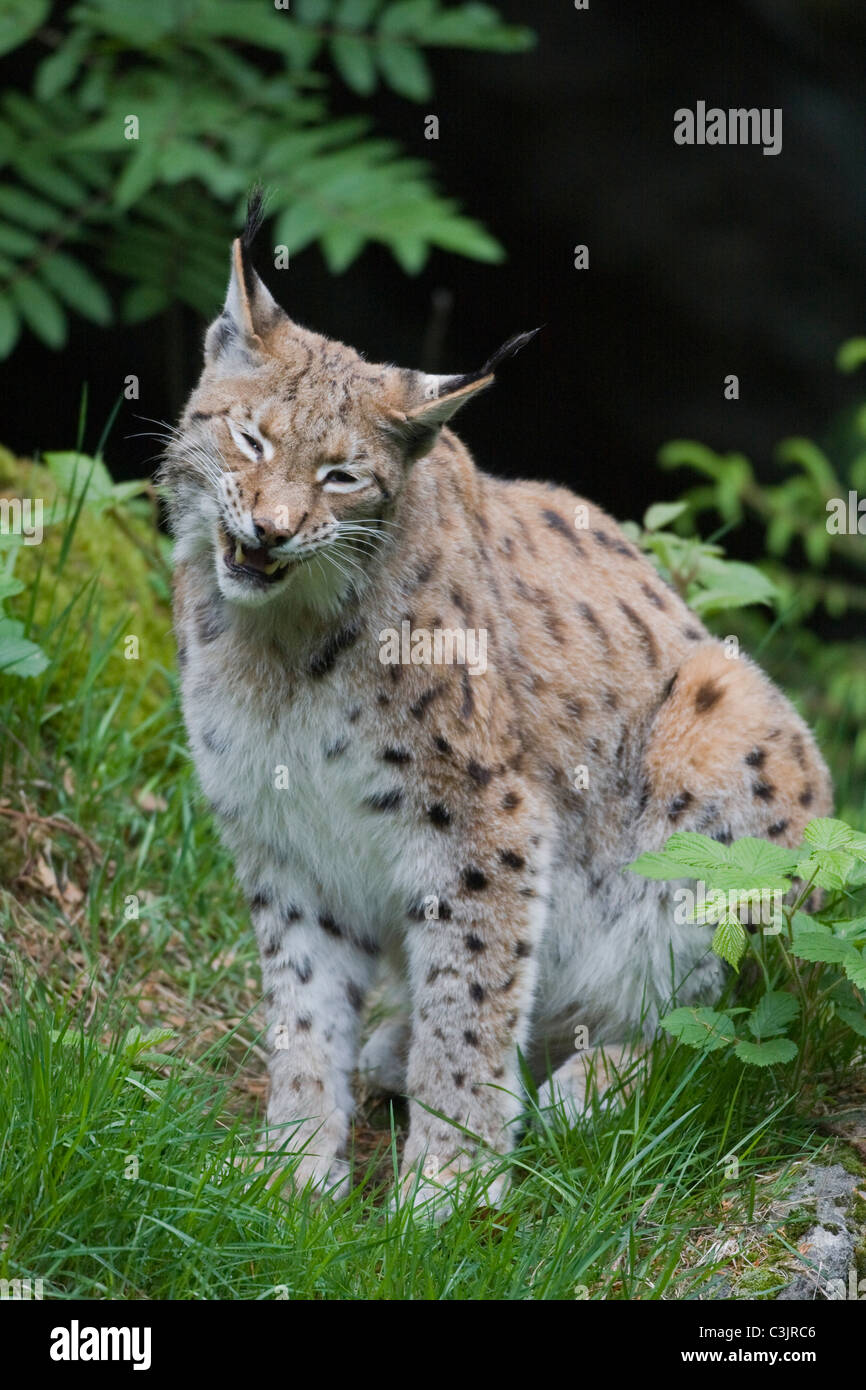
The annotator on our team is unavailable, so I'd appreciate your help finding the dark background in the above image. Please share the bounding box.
[4,0,866,526]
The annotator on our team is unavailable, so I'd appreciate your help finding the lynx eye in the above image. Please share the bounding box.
[317,464,368,493]
[226,418,266,460]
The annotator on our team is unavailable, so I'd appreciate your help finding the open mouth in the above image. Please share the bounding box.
[219,526,296,587]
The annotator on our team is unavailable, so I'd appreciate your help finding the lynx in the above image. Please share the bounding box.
[161,198,831,1213]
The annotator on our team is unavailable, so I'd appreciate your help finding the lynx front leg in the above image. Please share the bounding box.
[399,823,551,1215]
[252,892,377,1193]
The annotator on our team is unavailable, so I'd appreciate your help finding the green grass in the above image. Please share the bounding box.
[0,460,862,1301]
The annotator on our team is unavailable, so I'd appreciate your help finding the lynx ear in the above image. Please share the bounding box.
[391,328,541,458]
[204,190,285,361]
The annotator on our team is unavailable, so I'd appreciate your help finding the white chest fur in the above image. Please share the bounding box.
[182,666,422,937]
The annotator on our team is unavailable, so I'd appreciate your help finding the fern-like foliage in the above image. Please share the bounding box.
[0,0,534,355]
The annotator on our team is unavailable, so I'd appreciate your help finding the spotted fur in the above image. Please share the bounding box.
[162,215,832,1209]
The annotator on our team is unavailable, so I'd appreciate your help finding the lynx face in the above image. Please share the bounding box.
[160,234,531,612]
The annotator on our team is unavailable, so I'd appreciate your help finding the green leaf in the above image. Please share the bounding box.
[792,932,858,966]
[725,837,799,889]
[34,27,90,99]
[0,0,50,57]
[44,451,113,508]
[330,33,378,94]
[114,144,163,211]
[376,40,432,100]
[0,574,25,600]
[748,990,800,1040]
[0,617,48,676]
[39,252,112,326]
[837,337,866,375]
[643,501,688,531]
[795,850,855,892]
[11,275,66,348]
[843,950,866,990]
[320,225,365,273]
[711,914,747,970]
[688,557,779,616]
[803,817,855,853]
[660,1006,737,1052]
[0,295,20,358]
[378,0,435,35]
[121,283,170,324]
[0,186,61,232]
[733,1037,798,1067]
[335,0,381,26]
[835,1005,866,1039]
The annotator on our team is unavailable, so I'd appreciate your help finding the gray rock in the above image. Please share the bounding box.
[776,1163,862,1301]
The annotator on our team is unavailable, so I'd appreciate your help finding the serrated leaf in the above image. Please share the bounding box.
[796,850,855,892]
[643,501,688,532]
[803,817,854,853]
[725,837,799,888]
[792,931,858,966]
[660,1006,737,1052]
[733,1037,798,1066]
[748,990,800,1039]
[843,951,866,990]
[845,830,866,863]
[711,914,747,970]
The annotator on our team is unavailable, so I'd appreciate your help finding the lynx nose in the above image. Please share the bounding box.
[252,511,307,546]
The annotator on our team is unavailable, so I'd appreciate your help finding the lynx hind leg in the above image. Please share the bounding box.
[536,1043,645,1124]
[643,642,832,851]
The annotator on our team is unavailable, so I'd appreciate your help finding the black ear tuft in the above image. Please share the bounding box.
[242,185,267,252]
[444,326,542,395]
[478,326,543,378]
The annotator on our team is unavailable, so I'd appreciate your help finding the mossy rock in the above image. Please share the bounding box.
[0,444,176,728]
